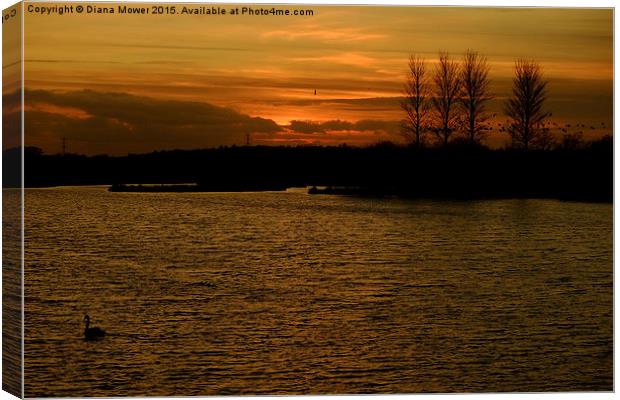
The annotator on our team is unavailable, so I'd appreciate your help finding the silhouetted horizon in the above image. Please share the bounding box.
[8,136,612,203]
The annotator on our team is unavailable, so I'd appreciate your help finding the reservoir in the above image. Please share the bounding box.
[22,186,612,396]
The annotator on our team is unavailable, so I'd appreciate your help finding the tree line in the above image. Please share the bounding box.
[401,50,553,150]
[9,140,610,201]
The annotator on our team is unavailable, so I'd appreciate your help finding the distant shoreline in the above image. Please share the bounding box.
[108,183,288,193]
[7,141,612,203]
[11,183,612,204]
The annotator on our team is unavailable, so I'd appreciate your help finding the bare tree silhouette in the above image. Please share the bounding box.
[505,59,550,150]
[431,52,461,147]
[401,55,430,148]
[459,50,491,145]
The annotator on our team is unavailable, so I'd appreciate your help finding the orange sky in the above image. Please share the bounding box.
[3,3,614,154]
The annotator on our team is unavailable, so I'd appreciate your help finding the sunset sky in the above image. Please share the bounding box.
[4,4,613,154]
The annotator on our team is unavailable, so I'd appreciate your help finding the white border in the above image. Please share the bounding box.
[20,1,24,398]
[0,1,616,400]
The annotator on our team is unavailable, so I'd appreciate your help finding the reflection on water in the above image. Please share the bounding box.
[24,187,612,396]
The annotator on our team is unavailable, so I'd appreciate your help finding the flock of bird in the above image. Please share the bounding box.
[481,117,606,134]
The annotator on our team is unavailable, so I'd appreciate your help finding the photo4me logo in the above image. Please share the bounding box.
[26,3,314,16]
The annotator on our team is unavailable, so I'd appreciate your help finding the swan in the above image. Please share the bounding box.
[83,315,106,340]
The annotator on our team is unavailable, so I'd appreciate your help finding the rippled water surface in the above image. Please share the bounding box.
[24,187,612,396]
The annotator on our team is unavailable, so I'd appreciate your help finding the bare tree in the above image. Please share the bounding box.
[459,50,492,145]
[432,52,461,147]
[505,59,550,150]
[401,55,430,148]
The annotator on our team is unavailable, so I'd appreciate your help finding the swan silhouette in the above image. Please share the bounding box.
[83,315,106,340]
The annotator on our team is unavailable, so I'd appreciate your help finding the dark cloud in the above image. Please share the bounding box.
[288,120,350,134]
[11,88,408,154]
[20,89,282,154]
[287,119,400,135]
[283,97,402,108]
[3,89,20,109]
[2,90,21,150]
[288,120,319,134]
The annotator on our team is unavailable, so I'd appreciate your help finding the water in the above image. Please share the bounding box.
[23,187,612,396]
